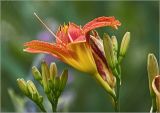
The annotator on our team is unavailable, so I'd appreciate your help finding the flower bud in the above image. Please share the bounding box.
[147,53,159,95]
[152,75,160,112]
[32,66,42,80]
[41,61,50,93]
[54,77,60,92]
[17,78,29,96]
[111,35,118,53]
[27,80,38,95]
[103,33,116,69]
[50,62,57,82]
[60,69,68,91]
[119,32,130,63]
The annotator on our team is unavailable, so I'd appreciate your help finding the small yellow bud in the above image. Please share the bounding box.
[50,62,57,82]
[32,66,42,80]
[17,78,29,96]
[119,32,130,63]
[41,61,50,93]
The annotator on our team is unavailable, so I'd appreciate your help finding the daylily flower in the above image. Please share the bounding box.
[24,14,121,96]
[24,15,120,73]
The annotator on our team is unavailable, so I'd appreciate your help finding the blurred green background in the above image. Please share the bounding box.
[1,1,159,112]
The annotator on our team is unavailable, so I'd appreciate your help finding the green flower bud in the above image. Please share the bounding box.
[103,33,116,69]
[32,66,42,80]
[147,53,159,95]
[119,32,130,63]
[50,62,57,82]
[54,77,61,91]
[17,78,29,96]
[27,80,38,95]
[53,76,61,97]
[41,61,50,93]
[111,35,118,53]
[27,80,41,102]
[60,69,68,91]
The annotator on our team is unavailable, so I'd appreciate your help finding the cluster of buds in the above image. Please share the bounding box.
[147,54,160,112]
[90,30,130,98]
[17,61,68,112]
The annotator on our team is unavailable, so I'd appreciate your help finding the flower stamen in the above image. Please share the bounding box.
[34,13,65,46]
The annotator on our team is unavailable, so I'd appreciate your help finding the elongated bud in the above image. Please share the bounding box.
[32,66,42,80]
[111,36,118,53]
[152,75,160,112]
[147,54,159,95]
[118,32,130,63]
[41,61,50,93]
[54,77,61,91]
[50,62,57,82]
[60,69,68,91]
[103,33,116,69]
[17,78,29,96]
[27,80,38,95]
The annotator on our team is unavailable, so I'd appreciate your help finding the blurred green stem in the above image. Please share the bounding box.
[114,77,121,112]
[47,92,58,112]
[151,94,157,112]
[37,103,46,112]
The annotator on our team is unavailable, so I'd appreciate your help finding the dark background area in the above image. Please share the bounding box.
[1,1,159,112]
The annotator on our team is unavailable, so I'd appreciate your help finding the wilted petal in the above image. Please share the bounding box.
[90,36,115,88]
[83,16,121,33]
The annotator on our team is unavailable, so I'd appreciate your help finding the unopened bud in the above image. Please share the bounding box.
[50,62,57,82]
[103,33,116,69]
[60,69,68,91]
[41,61,50,93]
[54,77,60,91]
[32,66,42,80]
[17,78,29,96]
[152,75,160,112]
[119,32,130,63]
[111,35,118,53]
[27,80,38,95]
[147,54,159,95]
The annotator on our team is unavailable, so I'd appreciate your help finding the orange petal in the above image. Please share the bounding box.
[83,16,121,33]
[24,40,70,61]
[56,23,84,44]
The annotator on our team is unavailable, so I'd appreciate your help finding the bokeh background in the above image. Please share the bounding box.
[1,1,159,112]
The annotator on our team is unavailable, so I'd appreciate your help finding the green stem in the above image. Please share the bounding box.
[51,98,58,112]
[37,103,46,112]
[151,93,157,112]
[114,77,121,112]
